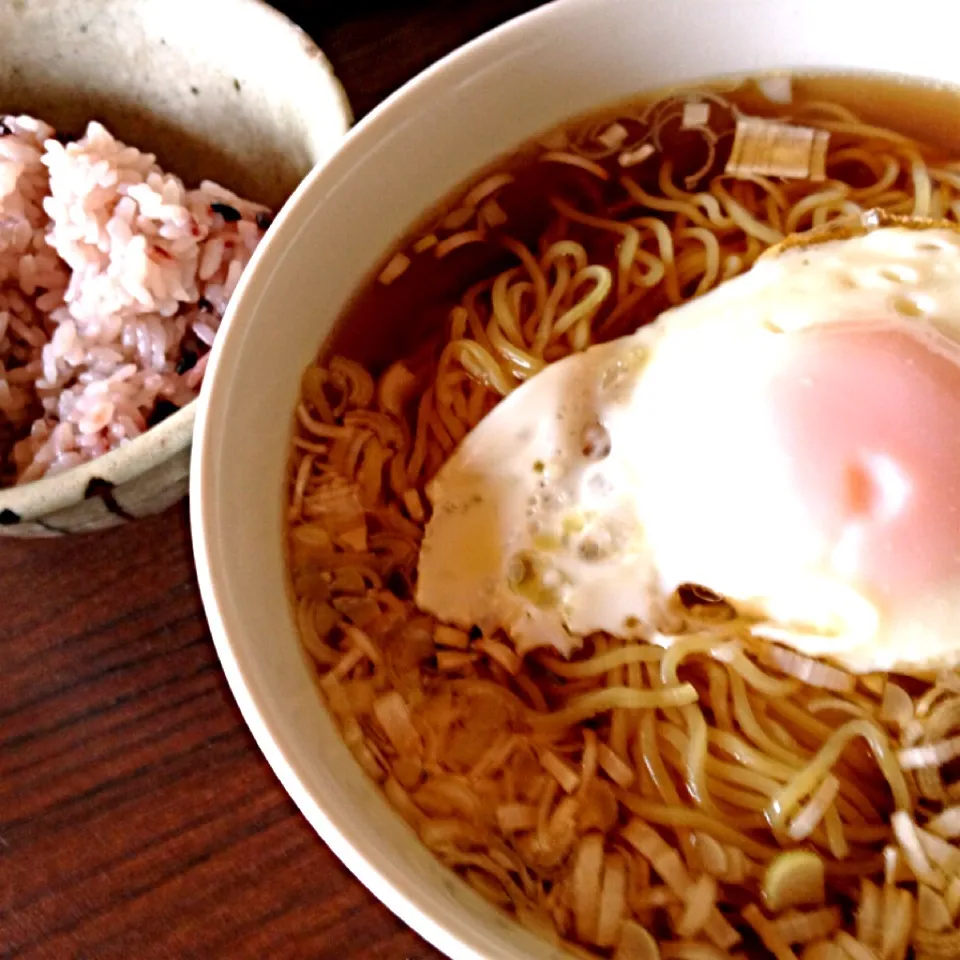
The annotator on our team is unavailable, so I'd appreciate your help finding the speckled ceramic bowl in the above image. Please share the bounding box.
[0,0,351,536]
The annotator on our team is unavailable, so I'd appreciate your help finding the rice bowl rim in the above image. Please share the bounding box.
[0,0,354,522]
[191,0,960,958]
[0,404,192,520]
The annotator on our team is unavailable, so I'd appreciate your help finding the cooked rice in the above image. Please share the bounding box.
[0,115,270,485]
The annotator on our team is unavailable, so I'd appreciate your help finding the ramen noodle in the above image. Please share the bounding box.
[286,76,960,959]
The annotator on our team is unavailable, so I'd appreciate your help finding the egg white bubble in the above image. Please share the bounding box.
[417,225,960,672]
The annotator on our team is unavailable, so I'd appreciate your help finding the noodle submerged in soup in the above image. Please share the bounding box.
[287,75,960,959]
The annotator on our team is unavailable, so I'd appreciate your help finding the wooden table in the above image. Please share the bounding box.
[0,2,544,956]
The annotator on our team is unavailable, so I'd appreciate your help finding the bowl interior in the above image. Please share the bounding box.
[192,0,960,957]
[0,0,350,208]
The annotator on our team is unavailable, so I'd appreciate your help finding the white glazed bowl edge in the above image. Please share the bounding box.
[192,1,960,957]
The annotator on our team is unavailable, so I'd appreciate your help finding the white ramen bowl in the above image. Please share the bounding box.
[192,1,960,957]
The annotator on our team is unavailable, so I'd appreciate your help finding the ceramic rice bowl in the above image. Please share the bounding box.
[0,0,351,536]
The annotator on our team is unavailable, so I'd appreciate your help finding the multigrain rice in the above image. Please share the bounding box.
[0,115,270,485]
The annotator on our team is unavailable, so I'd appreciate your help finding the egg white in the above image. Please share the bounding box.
[417,224,960,672]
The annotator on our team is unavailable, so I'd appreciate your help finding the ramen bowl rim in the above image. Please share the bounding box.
[191,0,960,957]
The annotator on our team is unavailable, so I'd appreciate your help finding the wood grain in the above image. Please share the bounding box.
[0,2,544,956]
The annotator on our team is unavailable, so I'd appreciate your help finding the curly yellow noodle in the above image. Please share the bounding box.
[664,725,784,798]
[710,180,784,245]
[672,232,720,297]
[490,268,527,345]
[679,703,714,811]
[285,89,960,958]
[628,248,667,287]
[538,644,664,678]
[502,235,549,313]
[614,792,781,862]
[529,257,572,354]
[444,339,513,397]
[626,173,726,230]
[728,671,805,768]
[658,165,735,229]
[728,648,801,697]
[768,719,912,828]
[706,663,733,732]
[659,734,771,817]
[552,265,613,340]
[485,305,545,379]
[659,633,728,686]
[784,185,850,233]
[630,215,682,302]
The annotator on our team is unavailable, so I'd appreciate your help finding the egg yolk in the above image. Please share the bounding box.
[768,324,960,602]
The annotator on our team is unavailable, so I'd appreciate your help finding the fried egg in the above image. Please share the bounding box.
[416,216,960,673]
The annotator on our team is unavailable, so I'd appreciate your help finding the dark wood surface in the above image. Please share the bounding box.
[0,3,544,957]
